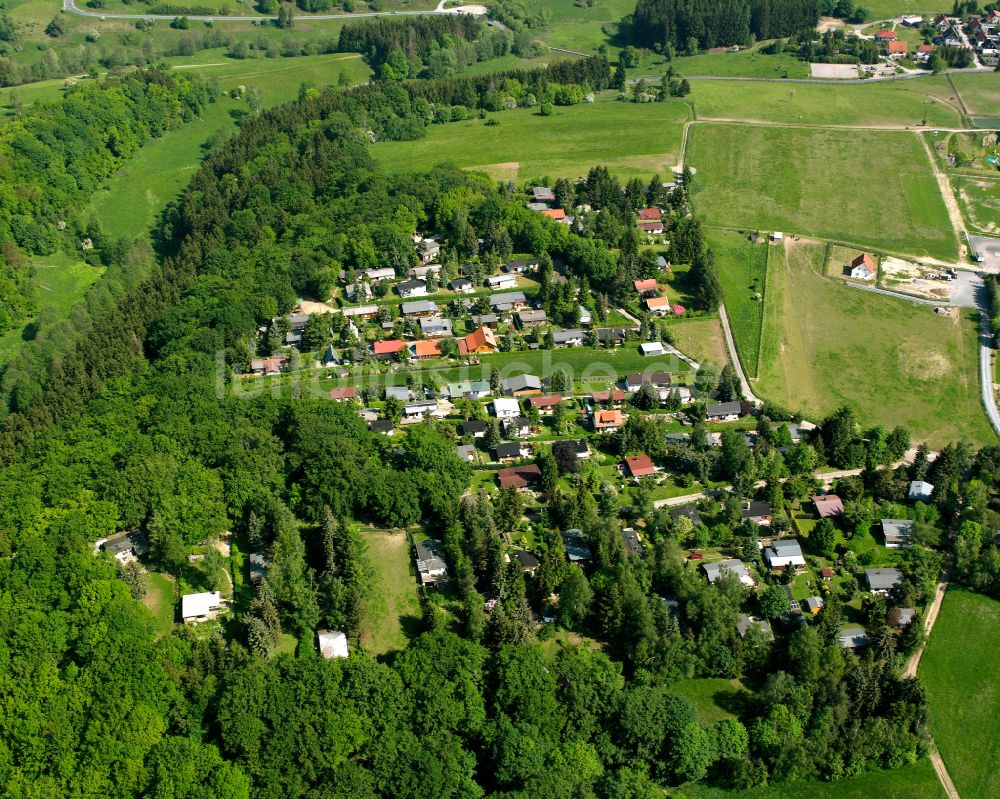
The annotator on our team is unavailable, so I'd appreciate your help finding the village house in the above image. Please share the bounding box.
[737,614,774,641]
[470,313,500,330]
[531,186,556,202]
[450,381,492,401]
[529,394,563,415]
[875,29,897,41]
[456,444,476,463]
[370,419,395,436]
[802,596,825,615]
[317,630,349,659]
[552,328,585,347]
[494,442,532,463]
[512,550,540,575]
[702,558,754,587]
[502,374,542,397]
[741,500,773,526]
[329,386,356,402]
[342,304,378,321]
[839,627,870,651]
[415,539,448,586]
[908,481,934,501]
[410,340,442,360]
[847,252,876,280]
[489,291,528,312]
[671,505,702,527]
[321,345,341,368]
[595,328,627,346]
[410,263,442,281]
[562,529,592,563]
[592,388,626,406]
[401,299,437,317]
[417,239,440,264]
[181,592,222,624]
[881,519,915,548]
[637,220,665,235]
[493,397,521,419]
[637,207,661,221]
[485,273,518,290]
[865,567,903,594]
[419,316,452,338]
[94,532,148,565]
[705,401,746,422]
[517,308,547,328]
[763,538,805,570]
[915,43,935,61]
[459,419,488,438]
[540,208,566,221]
[364,267,396,283]
[498,464,542,489]
[621,527,645,557]
[505,416,533,438]
[646,296,672,315]
[527,202,550,211]
[250,356,288,376]
[403,400,440,422]
[634,278,659,296]
[812,494,844,519]
[593,408,623,432]
[385,386,411,402]
[886,39,908,56]
[503,259,538,275]
[249,553,268,585]
[450,278,474,293]
[624,372,671,392]
[462,326,499,355]
[373,339,405,359]
[624,454,657,478]
[567,438,590,459]
[639,342,665,357]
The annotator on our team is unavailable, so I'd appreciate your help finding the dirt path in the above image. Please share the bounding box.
[929,747,963,799]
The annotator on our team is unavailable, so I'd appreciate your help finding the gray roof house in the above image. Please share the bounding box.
[908,481,934,501]
[385,385,412,402]
[502,374,542,395]
[865,567,903,593]
[670,505,703,527]
[838,627,870,650]
[401,299,438,316]
[737,613,774,641]
[881,519,915,549]
[397,279,428,298]
[706,401,744,421]
[551,328,585,347]
[701,558,754,586]
[562,529,592,563]
[763,538,805,569]
[420,316,453,337]
[415,539,448,586]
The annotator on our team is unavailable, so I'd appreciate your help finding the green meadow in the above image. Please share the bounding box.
[756,241,992,446]
[359,529,423,655]
[949,72,1000,121]
[709,230,769,378]
[953,176,1000,237]
[372,98,691,182]
[921,588,1000,799]
[687,124,958,261]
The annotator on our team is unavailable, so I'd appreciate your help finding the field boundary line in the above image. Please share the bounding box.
[945,73,973,125]
[717,304,759,405]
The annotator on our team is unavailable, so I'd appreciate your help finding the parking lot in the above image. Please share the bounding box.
[970,236,1000,275]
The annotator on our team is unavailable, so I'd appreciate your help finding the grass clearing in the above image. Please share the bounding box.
[688,124,959,261]
[953,176,1000,236]
[668,317,729,368]
[141,572,177,638]
[677,759,945,799]
[673,48,810,79]
[920,587,1000,799]
[359,528,422,656]
[671,677,749,724]
[688,77,963,128]
[949,72,1000,121]
[709,230,769,378]
[372,98,690,182]
[526,0,635,53]
[756,239,994,447]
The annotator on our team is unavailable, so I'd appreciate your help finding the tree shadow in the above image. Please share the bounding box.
[20,321,38,342]
[714,686,754,719]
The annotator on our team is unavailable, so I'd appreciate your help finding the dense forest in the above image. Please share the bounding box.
[0,69,211,334]
[628,0,820,52]
[2,64,996,797]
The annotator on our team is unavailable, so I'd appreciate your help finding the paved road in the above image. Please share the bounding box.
[717,304,760,406]
[63,0,484,21]
[978,311,1000,436]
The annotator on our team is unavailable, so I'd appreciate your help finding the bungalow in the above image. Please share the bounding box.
[531,186,556,202]
[901,14,923,26]
[415,539,448,585]
[529,394,563,415]
[812,494,844,519]
[640,342,666,357]
[329,386,357,402]
[341,304,378,320]
[456,443,476,462]
[498,464,542,489]
[463,326,499,355]
[317,630,349,659]
[449,381,492,400]
[417,239,440,264]
[182,591,222,623]
[705,400,745,422]
[595,327,627,346]
[370,419,395,436]
[624,454,656,478]
[459,420,489,438]
[737,613,774,641]
[502,374,542,397]
[881,519,915,548]
[470,313,500,330]
[286,312,310,332]
[915,43,934,61]
[865,567,903,593]
[505,416,533,438]
[552,328,585,347]
[567,438,590,459]
[493,397,521,419]
[741,500,773,526]
[646,296,672,315]
[887,39,908,55]
[401,299,437,317]
[362,267,396,284]
[410,340,442,359]
[95,532,148,565]
[875,29,897,41]
[250,356,288,376]
[670,505,703,527]
[517,308,547,328]
[763,538,805,569]
[419,316,452,337]
[373,339,406,359]
[403,400,439,421]
[512,550,540,575]
[489,291,528,312]
[485,273,518,290]
[562,529,593,563]
[494,442,531,462]
[637,207,661,220]
[634,278,659,295]
[838,627,869,650]
[593,408,624,432]
[622,527,646,557]
[285,329,303,347]
[848,252,876,280]
[541,208,566,221]
[908,480,934,501]
[625,372,671,392]
[802,596,825,615]
[503,259,533,275]
[450,278,474,293]
[385,386,412,402]
[701,558,754,587]
[637,220,665,235]
[249,553,268,585]
[592,388,626,406]
[410,263,442,281]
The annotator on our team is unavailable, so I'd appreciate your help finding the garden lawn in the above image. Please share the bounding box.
[687,77,962,128]
[953,176,1000,236]
[358,529,422,655]
[687,124,959,261]
[756,240,994,447]
[678,759,945,799]
[372,99,690,182]
[708,230,769,378]
[920,587,1000,799]
[141,572,177,638]
[671,678,749,724]
[0,255,103,367]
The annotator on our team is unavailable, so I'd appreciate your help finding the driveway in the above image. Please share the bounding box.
[948,270,984,308]
[969,236,1000,275]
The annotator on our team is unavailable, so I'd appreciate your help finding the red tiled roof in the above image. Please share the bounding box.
[812,494,845,518]
[529,394,563,408]
[373,339,405,356]
[593,389,626,402]
[875,29,897,39]
[887,40,908,53]
[646,296,670,310]
[851,252,875,270]
[594,409,623,428]
[917,43,934,53]
[330,387,356,400]
[637,221,663,232]
[412,340,441,358]
[625,454,656,477]
[497,464,542,488]
[463,326,497,352]
[634,278,657,292]
[540,208,566,220]
[637,207,661,220]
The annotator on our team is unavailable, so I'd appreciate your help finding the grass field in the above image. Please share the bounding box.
[141,572,177,638]
[949,72,1000,122]
[668,317,729,368]
[710,231,769,378]
[359,529,422,655]
[677,759,946,799]
[673,48,810,79]
[671,678,749,724]
[688,77,963,128]
[688,124,959,261]
[525,0,634,53]
[921,588,1000,799]
[372,98,690,182]
[756,240,993,446]
[953,176,1000,236]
